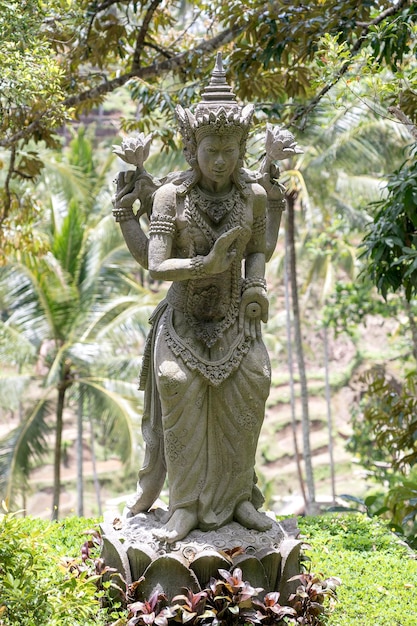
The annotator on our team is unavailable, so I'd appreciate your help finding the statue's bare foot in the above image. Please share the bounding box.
[234,501,272,531]
[153,508,198,544]
[125,490,155,517]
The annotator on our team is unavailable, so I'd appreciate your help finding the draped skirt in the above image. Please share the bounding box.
[137,300,271,530]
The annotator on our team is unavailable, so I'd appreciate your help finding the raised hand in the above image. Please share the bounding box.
[203,226,242,275]
[113,170,160,217]
[113,170,138,209]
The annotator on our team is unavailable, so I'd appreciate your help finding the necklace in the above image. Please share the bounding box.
[194,186,236,224]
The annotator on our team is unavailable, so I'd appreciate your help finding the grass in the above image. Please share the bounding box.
[298,513,417,626]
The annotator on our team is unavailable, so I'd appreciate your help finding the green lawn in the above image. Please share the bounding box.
[298,513,417,626]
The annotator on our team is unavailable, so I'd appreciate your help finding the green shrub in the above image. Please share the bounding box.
[0,510,115,625]
[346,366,417,547]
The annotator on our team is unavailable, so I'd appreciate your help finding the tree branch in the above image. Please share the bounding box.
[2,145,16,222]
[85,0,126,46]
[143,40,174,59]
[289,0,412,127]
[131,0,164,71]
[388,106,417,140]
[0,24,241,149]
[357,0,412,28]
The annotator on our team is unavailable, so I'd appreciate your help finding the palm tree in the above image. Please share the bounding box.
[0,211,147,517]
[285,189,317,513]
[283,222,308,509]
[0,129,157,518]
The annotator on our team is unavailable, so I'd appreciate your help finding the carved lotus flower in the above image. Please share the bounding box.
[100,513,302,606]
[265,124,303,161]
[112,133,153,169]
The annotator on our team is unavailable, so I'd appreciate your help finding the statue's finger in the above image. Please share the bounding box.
[115,179,139,202]
[119,191,139,207]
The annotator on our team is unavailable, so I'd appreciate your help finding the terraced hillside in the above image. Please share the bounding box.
[1,307,403,519]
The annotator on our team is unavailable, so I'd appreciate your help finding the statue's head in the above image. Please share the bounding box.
[176,53,254,172]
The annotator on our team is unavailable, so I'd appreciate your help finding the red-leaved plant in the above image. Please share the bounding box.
[72,530,341,626]
[252,591,297,624]
[127,590,178,626]
[126,568,340,626]
[288,572,341,625]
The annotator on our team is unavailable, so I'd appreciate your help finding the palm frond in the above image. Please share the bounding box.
[78,378,140,465]
[335,171,386,203]
[0,263,52,345]
[0,394,53,501]
[39,148,94,205]
[80,215,131,293]
[103,353,143,381]
[0,321,37,366]
[52,200,85,279]
[0,373,32,412]
[81,293,157,343]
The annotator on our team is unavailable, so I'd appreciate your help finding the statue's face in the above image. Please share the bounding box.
[196,134,240,188]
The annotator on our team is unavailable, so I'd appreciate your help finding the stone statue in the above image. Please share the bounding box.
[112,53,301,544]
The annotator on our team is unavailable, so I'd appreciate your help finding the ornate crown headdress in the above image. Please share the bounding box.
[176,52,254,165]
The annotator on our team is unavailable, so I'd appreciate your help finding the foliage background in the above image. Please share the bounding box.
[1,0,417,559]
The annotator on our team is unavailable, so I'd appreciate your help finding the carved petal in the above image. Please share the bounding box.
[189,549,231,588]
[278,539,303,604]
[232,554,269,599]
[138,554,201,601]
[127,543,156,582]
[258,547,282,591]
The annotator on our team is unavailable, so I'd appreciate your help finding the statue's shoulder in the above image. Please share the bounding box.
[250,181,267,200]
[153,170,196,211]
[154,181,177,198]
[152,181,181,216]
[152,179,186,213]
[246,181,267,217]
[241,168,267,200]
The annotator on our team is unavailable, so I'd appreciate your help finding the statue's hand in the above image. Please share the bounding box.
[114,170,161,217]
[113,170,139,209]
[260,165,286,203]
[239,287,268,339]
[203,227,242,275]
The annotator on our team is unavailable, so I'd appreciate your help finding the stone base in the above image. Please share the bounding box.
[100,509,302,604]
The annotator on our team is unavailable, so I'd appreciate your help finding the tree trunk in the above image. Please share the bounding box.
[284,226,307,508]
[52,385,66,521]
[404,298,417,364]
[76,390,84,517]
[89,408,102,516]
[286,193,316,513]
[323,325,336,505]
